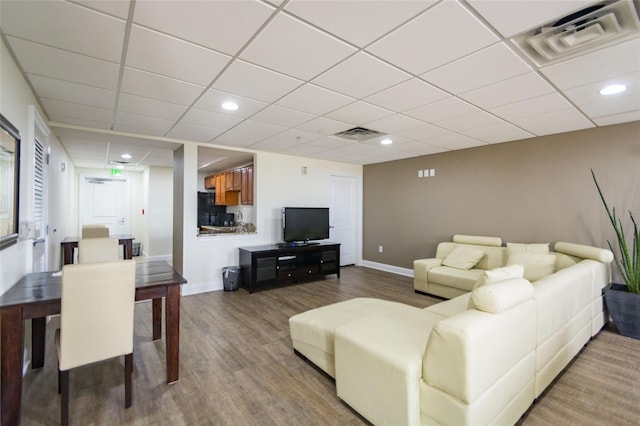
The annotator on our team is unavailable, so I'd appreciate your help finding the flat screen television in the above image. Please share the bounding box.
[282,207,330,244]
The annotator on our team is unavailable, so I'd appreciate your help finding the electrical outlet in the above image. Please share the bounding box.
[378,245,383,253]
[418,170,423,178]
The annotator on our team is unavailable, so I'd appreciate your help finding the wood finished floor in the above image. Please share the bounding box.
[18,266,640,425]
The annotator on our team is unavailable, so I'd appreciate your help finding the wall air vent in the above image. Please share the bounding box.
[332,126,384,141]
[511,0,640,66]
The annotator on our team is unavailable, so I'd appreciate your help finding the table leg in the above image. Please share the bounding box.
[165,285,180,384]
[31,317,46,369]
[123,240,133,259]
[152,298,162,340]
[1,307,24,426]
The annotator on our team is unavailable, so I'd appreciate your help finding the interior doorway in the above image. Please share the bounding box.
[79,175,131,236]
[328,174,358,266]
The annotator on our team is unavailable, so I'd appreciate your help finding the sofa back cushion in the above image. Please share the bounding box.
[442,245,486,270]
[471,278,534,314]
[437,242,506,271]
[453,234,502,247]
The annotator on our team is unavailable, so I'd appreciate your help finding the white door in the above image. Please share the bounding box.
[79,176,131,236]
[29,106,50,273]
[328,174,357,266]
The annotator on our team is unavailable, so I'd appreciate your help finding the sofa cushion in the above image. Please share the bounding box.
[507,252,556,281]
[429,266,484,291]
[473,264,525,290]
[553,241,614,263]
[442,246,485,270]
[453,234,502,247]
[506,242,550,254]
[472,278,534,314]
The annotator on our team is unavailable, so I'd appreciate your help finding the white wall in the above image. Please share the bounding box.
[180,149,363,295]
[145,166,173,257]
[0,37,75,293]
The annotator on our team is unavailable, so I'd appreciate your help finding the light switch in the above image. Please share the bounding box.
[418,170,424,178]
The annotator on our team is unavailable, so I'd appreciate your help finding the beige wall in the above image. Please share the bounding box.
[363,121,640,271]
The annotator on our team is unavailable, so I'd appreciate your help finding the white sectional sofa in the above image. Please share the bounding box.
[289,238,613,425]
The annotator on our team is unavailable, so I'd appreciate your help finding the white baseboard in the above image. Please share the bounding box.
[360,260,413,278]
[181,280,222,296]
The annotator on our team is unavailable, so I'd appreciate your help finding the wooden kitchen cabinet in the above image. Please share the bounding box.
[225,170,241,191]
[204,175,216,189]
[241,165,254,205]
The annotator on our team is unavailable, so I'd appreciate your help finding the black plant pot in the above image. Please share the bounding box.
[604,283,640,339]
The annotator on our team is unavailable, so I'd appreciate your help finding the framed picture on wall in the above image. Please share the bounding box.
[0,114,20,250]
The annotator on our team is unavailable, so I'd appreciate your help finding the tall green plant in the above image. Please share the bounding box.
[592,169,640,294]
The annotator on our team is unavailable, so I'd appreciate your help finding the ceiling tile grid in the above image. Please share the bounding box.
[0,0,638,170]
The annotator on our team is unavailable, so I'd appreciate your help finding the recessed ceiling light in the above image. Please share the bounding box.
[121,153,132,159]
[221,101,239,111]
[381,138,393,145]
[600,84,627,95]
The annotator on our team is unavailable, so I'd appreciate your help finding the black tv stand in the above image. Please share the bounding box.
[277,241,320,248]
[239,242,340,293]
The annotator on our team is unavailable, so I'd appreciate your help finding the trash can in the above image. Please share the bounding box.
[132,242,141,257]
[222,266,241,291]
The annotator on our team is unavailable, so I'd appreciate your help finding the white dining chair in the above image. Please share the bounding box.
[78,237,119,263]
[56,259,136,425]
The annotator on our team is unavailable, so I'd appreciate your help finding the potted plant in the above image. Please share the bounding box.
[592,169,640,339]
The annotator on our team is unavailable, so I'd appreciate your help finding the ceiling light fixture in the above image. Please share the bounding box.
[600,84,627,95]
[221,101,239,111]
[381,138,393,145]
[121,153,132,159]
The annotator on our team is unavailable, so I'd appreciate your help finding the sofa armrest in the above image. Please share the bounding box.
[335,312,441,426]
[414,258,442,293]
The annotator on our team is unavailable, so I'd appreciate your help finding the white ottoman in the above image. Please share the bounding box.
[289,297,429,378]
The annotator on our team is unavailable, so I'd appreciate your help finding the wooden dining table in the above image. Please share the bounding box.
[60,234,134,267]
[0,260,187,426]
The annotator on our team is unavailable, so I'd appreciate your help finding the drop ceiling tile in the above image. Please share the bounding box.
[395,140,446,156]
[118,93,187,122]
[312,52,411,99]
[250,137,301,152]
[120,67,205,106]
[467,0,595,37]
[286,0,436,47]
[367,1,498,75]
[231,120,288,138]
[28,74,115,109]
[405,97,478,123]
[593,110,640,126]
[6,37,119,90]
[460,72,556,110]
[133,0,275,55]
[364,78,449,112]
[251,105,315,128]
[271,128,324,145]
[490,92,573,121]
[295,117,352,136]
[241,13,356,80]
[458,121,534,144]
[114,112,174,136]
[276,84,355,115]
[213,60,303,103]
[180,108,243,132]
[166,122,224,143]
[365,114,425,134]
[422,43,531,94]
[396,123,449,141]
[1,0,125,62]
[325,101,394,125]
[541,38,640,90]
[194,89,268,119]
[436,111,504,132]
[212,130,267,148]
[126,25,231,86]
[70,0,131,19]
[428,132,487,151]
[309,137,355,150]
[282,143,332,157]
[510,108,594,136]
[49,115,111,130]
[563,72,640,119]
[41,98,113,125]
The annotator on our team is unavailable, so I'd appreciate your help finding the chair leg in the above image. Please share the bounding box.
[60,369,70,426]
[124,353,133,408]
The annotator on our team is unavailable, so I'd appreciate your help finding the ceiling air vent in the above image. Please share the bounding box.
[332,126,384,141]
[511,0,640,65]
